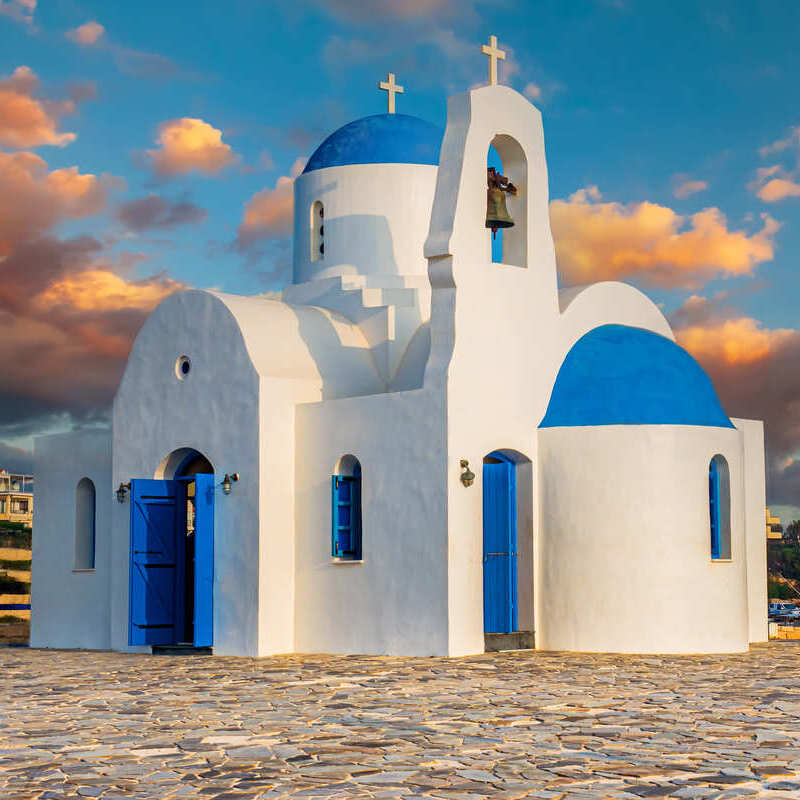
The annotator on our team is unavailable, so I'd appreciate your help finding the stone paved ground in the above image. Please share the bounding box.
[2,643,800,800]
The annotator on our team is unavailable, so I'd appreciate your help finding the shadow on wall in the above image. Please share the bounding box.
[321,213,398,278]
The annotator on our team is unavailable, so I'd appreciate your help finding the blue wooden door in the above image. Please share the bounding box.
[193,473,214,647]
[129,479,182,645]
[483,455,517,633]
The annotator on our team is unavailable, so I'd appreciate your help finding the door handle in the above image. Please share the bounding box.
[134,550,162,555]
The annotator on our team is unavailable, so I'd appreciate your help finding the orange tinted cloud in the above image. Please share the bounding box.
[673,179,708,199]
[65,20,105,45]
[35,268,183,314]
[0,150,107,256]
[236,157,305,246]
[676,317,796,366]
[0,0,36,24]
[147,117,237,177]
[757,177,800,202]
[0,66,77,148]
[550,187,779,288]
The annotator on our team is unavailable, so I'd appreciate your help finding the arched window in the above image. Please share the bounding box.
[74,477,96,570]
[331,455,362,560]
[709,455,731,560]
[311,201,324,262]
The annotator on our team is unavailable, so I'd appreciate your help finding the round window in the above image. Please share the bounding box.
[175,355,191,380]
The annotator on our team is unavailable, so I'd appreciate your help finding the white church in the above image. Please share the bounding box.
[31,38,768,658]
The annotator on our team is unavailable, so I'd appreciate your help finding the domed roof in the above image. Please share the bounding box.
[540,324,733,428]
[302,113,443,174]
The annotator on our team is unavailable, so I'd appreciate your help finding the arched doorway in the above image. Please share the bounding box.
[483,450,533,649]
[128,448,215,649]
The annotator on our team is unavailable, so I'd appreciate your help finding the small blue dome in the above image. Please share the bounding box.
[302,114,443,174]
[540,324,734,428]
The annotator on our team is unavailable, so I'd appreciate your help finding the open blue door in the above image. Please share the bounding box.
[129,479,182,645]
[483,455,517,633]
[193,473,214,647]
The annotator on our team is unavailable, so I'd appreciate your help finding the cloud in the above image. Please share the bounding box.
[550,187,779,289]
[65,20,105,45]
[749,163,800,202]
[523,82,542,101]
[117,194,207,231]
[0,441,34,473]
[236,157,306,248]
[310,0,459,22]
[756,177,800,203]
[0,66,78,148]
[0,0,35,25]
[146,118,238,177]
[673,178,709,199]
[670,296,800,507]
[0,150,108,257]
[0,235,185,447]
[759,126,800,158]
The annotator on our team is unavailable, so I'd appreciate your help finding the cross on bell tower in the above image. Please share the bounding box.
[379,72,404,114]
[481,35,506,86]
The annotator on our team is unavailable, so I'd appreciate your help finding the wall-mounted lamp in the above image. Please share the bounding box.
[459,459,475,488]
[115,482,131,503]
[221,473,239,495]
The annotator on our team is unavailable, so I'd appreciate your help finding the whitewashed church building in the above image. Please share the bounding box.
[31,39,768,657]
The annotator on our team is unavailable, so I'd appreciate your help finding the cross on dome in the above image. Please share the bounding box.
[379,72,404,114]
[481,35,506,86]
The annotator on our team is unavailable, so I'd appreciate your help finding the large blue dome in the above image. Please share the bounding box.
[302,114,443,174]
[540,324,733,428]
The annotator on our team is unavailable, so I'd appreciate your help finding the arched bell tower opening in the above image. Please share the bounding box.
[486,134,527,268]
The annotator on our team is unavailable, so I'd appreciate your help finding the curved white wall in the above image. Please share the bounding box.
[538,424,749,654]
[293,163,437,284]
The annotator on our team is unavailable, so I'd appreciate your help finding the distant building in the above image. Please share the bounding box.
[766,508,783,540]
[0,471,33,526]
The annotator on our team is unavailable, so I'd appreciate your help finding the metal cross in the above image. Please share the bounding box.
[481,35,506,86]
[379,72,404,114]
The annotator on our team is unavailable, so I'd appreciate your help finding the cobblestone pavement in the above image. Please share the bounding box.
[2,643,800,799]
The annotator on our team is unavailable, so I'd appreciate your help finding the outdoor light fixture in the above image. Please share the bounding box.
[221,473,239,495]
[115,482,131,503]
[459,459,475,488]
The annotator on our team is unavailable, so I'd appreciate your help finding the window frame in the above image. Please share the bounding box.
[330,461,362,561]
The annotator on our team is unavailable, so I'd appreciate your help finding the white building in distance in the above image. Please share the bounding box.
[31,45,768,657]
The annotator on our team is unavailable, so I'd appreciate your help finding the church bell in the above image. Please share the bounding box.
[485,187,515,236]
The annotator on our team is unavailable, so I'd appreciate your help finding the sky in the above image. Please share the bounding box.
[1,0,799,518]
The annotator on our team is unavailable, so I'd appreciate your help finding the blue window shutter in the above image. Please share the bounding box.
[709,460,721,559]
[331,473,361,558]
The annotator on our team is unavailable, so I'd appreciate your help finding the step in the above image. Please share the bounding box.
[484,631,534,652]
[151,644,213,656]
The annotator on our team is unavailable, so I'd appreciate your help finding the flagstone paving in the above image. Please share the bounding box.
[2,642,800,799]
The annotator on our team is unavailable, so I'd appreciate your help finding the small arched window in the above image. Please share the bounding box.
[709,455,731,560]
[74,477,96,570]
[311,201,324,262]
[331,455,362,560]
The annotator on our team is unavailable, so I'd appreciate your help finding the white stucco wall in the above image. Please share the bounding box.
[112,290,382,657]
[732,417,768,643]
[422,85,679,656]
[294,385,449,656]
[30,429,112,650]
[537,424,749,653]
[294,163,437,284]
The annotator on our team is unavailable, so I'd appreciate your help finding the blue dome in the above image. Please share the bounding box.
[540,324,733,429]
[302,114,443,174]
